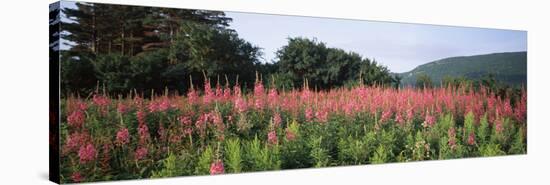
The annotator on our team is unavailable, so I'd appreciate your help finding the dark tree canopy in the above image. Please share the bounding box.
[60,3,259,97]
[275,37,399,90]
[60,3,399,97]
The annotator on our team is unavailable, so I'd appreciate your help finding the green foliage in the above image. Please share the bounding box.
[60,53,97,96]
[442,76,473,89]
[150,153,178,178]
[508,126,526,154]
[415,73,433,89]
[379,129,396,152]
[479,144,506,157]
[60,3,261,97]
[477,114,490,145]
[224,138,243,173]
[195,147,213,175]
[281,121,312,169]
[371,145,390,164]
[337,135,369,165]
[490,118,513,148]
[463,111,476,143]
[412,131,431,161]
[438,136,465,159]
[276,37,398,90]
[246,136,278,171]
[397,132,416,162]
[432,114,454,142]
[173,22,260,86]
[308,136,330,167]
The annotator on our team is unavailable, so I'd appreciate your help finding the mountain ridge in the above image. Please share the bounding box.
[398,51,527,87]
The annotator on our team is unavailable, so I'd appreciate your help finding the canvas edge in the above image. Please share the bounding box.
[49,1,61,184]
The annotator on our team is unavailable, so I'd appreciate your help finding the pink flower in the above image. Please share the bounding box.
[158,98,171,112]
[212,112,223,126]
[272,112,282,128]
[138,123,150,145]
[169,134,182,144]
[223,86,232,101]
[147,101,159,113]
[117,102,128,114]
[203,79,215,104]
[183,128,192,135]
[233,84,242,97]
[215,83,223,100]
[78,143,97,164]
[405,107,414,124]
[285,128,296,141]
[343,102,354,116]
[71,172,83,183]
[133,96,144,107]
[495,118,504,133]
[267,130,278,145]
[394,112,405,125]
[315,108,328,123]
[64,132,89,153]
[67,110,85,128]
[467,132,476,145]
[423,111,436,128]
[253,80,265,109]
[210,159,225,175]
[211,111,225,134]
[195,113,210,136]
[304,107,314,122]
[187,87,198,105]
[234,97,247,113]
[134,147,148,160]
[179,115,192,126]
[447,127,457,150]
[268,88,278,107]
[503,100,513,118]
[137,109,146,125]
[92,94,111,107]
[301,88,311,101]
[379,109,392,124]
[76,100,88,111]
[115,128,130,146]
[179,115,193,135]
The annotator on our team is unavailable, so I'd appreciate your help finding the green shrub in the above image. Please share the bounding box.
[370,145,389,164]
[412,131,431,161]
[150,153,178,178]
[479,143,506,157]
[477,114,490,145]
[246,136,280,171]
[438,136,465,159]
[225,138,243,173]
[463,111,476,142]
[309,136,330,167]
[195,147,213,175]
[337,135,368,165]
[508,126,526,154]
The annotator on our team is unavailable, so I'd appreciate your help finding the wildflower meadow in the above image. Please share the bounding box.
[51,2,527,183]
[59,78,526,183]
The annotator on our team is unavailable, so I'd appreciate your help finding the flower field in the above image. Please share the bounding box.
[60,79,526,183]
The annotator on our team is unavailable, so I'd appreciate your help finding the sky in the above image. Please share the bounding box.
[60,1,527,73]
[225,12,526,73]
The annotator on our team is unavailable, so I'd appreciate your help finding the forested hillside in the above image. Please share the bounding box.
[399,52,527,87]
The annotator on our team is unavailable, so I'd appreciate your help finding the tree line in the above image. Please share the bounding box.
[59,2,399,97]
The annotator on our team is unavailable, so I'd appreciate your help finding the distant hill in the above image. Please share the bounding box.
[399,52,527,87]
